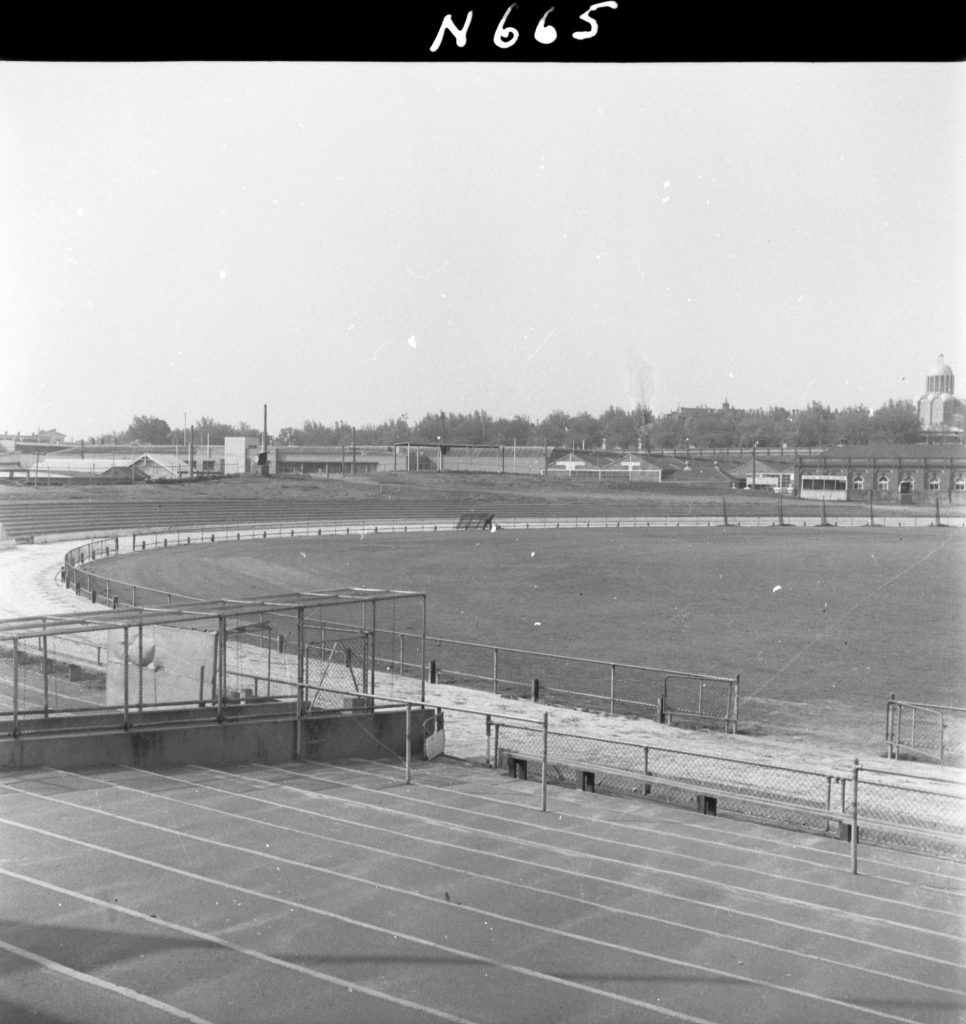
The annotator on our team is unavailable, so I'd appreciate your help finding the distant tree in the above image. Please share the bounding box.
[121,415,174,445]
[598,406,638,449]
[830,405,872,445]
[190,417,257,446]
[869,400,922,443]
[276,426,302,445]
[109,394,937,456]
[490,414,534,445]
[647,413,686,449]
[566,411,602,449]
[793,402,835,447]
[536,409,574,446]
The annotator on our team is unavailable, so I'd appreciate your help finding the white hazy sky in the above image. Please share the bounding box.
[1,61,963,440]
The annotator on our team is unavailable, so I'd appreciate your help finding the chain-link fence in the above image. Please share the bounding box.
[886,698,966,766]
[855,765,966,861]
[304,634,370,711]
[487,718,965,865]
[0,591,425,735]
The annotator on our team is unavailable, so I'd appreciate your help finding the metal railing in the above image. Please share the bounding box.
[489,719,966,869]
[3,620,961,874]
[364,630,739,733]
[56,531,741,734]
[886,696,966,766]
[0,593,425,736]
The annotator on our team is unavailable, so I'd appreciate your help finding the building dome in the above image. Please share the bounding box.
[929,354,953,377]
[925,354,954,396]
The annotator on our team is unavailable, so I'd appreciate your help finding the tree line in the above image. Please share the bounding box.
[112,398,924,451]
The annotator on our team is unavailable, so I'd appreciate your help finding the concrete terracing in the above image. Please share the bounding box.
[0,757,963,1023]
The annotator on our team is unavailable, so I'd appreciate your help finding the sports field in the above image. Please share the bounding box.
[97,524,966,756]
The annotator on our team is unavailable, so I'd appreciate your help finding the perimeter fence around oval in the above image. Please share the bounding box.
[41,496,966,551]
[377,630,738,733]
[58,534,740,734]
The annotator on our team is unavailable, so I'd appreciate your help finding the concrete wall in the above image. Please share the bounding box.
[0,706,424,772]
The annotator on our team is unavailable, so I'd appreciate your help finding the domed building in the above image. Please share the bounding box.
[917,354,965,441]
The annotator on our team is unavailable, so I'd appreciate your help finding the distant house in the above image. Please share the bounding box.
[0,452,25,479]
[36,429,66,444]
[33,456,150,483]
[795,444,966,504]
[733,459,795,493]
[131,453,191,481]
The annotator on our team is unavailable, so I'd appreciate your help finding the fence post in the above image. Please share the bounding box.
[217,616,226,721]
[369,600,376,695]
[12,638,19,737]
[42,630,49,718]
[405,703,412,785]
[297,606,305,694]
[493,722,501,768]
[295,684,302,759]
[732,675,740,734]
[493,647,499,694]
[265,624,272,693]
[609,665,616,715]
[541,711,549,813]
[532,678,540,702]
[122,626,130,731]
[137,623,144,713]
[851,759,859,875]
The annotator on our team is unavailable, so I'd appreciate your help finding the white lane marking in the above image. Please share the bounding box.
[0,784,949,1024]
[0,935,215,1024]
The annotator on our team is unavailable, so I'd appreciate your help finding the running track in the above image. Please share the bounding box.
[1,756,964,1024]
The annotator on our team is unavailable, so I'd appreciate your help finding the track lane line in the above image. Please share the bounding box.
[1,778,958,1024]
[182,762,966,931]
[98,764,966,995]
[0,935,216,1024]
[0,831,717,1024]
[266,759,966,895]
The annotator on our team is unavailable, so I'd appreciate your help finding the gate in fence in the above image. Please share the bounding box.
[304,633,371,711]
[886,696,966,766]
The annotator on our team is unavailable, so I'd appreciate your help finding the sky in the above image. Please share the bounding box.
[1,60,963,441]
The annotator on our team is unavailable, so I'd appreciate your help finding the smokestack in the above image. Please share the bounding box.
[258,404,269,476]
